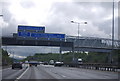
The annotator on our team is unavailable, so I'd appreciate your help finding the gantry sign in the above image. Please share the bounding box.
[17,25,65,41]
[2,25,73,47]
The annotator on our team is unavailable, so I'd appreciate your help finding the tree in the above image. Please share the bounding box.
[2,49,13,66]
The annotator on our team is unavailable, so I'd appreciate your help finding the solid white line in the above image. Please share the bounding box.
[61,75,67,78]
[16,67,29,80]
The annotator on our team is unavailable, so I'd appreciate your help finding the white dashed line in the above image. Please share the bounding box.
[61,75,67,78]
[16,67,29,80]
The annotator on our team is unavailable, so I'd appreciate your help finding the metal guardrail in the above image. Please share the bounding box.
[64,63,120,72]
[66,36,120,49]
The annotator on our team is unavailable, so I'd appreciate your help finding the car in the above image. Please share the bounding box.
[43,62,49,65]
[29,61,39,67]
[29,63,37,67]
[49,60,54,65]
[12,63,22,69]
[54,61,64,67]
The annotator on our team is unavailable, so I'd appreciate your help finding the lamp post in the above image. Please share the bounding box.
[112,0,114,51]
[71,21,87,62]
[71,21,87,39]
[109,0,114,64]
[0,15,3,16]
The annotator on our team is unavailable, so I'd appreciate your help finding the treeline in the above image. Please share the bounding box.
[23,49,119,64]
[1,49,13,66]
[22,53,60,62]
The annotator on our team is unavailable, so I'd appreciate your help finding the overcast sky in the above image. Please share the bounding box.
[1,0,119,59]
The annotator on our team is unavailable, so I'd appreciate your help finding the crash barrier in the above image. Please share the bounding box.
[64,63,120,72]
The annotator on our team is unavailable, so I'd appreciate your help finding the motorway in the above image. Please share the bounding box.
[2,66,27,80]
[0,66,2,81]
[1,64,118,80]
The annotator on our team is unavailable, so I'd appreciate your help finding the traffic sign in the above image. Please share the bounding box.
[17,25,65,41]
[18,32,65,39]
[18,25,45,33]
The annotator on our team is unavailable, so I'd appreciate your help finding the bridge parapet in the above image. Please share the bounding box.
[66,36,120,49]
[2,36,120,49]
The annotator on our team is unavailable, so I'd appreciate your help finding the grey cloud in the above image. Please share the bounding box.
[2,1,118,38]
[93,19,112,35]
[50,2,110,21]
[93,17,118,38]
[20,0,35,9]
[2,1,117,38]
[2,46,59,57]
[73,2,117,20]
[2,18,27,36]
[118,17,120,40]
[47,2,118,39]
[118,2,120,40]
[74,2,117,10]
[100,2,118,10]
[3,2,12,22]
[2,1,28,36]
[2,3,15,36]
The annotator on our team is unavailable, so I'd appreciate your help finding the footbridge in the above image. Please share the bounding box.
[2,35,120,52]
[61,36,120,52]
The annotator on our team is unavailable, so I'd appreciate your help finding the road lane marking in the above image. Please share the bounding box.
[61,75,67,78]
[53,72,67,78]
[0,67,11,72]
[16,67,29,80]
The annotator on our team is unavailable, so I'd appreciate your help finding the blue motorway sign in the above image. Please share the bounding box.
[18,32,30,37]
[18,25,45,30]
[18,32,65,39]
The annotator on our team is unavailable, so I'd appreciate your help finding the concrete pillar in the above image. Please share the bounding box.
[59,43,62,61]
[72,45,75,62]
[108,51,113,64]
[118,2,120,40]
[59,47,62,61]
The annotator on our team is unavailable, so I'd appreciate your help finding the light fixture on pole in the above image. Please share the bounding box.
[71,20,87,61]
[0,15,3,16]
[71,21,87,39]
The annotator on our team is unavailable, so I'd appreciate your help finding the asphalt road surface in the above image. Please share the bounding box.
[0,67,2,81]
[20,65,118,79]
[1,65,119,80]
[2,67,27,79]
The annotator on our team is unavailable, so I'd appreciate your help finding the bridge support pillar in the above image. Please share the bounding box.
[59,47,62,61]
[72,46,75,61]
[108,51,113,64]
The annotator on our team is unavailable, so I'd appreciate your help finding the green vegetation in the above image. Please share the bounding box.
[63,52,109,63]
[0,49,2,66]
[1,48,119,65]
[23,49,119,64]
[113,49,120,63]
[1,49,13,66]
[22,53,60,62]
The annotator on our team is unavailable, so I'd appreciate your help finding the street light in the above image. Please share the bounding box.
[71,21,87,39]
[71,21,87,62]
[0,15,3,16]
[109,0,114,64]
